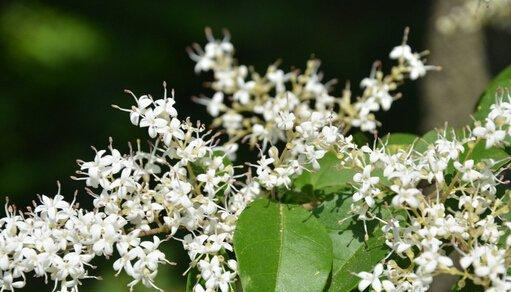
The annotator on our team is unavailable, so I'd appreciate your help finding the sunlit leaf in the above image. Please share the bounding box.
[234,198,333,292]
[313,196,388,292]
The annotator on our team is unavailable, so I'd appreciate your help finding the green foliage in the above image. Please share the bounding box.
[0,3,105,68]
[474,65,511,122]
[473,65,511,154]
[233,198,333,292]
[445,140,509,177]
[313,197,389,292]
[293,152,355,196]
[414,127,467,154]
[381,133,418,146]
[380,133,419,153]
[466,140,509,168]
[413,129,438,153]
[186,268,200,292]
[352,131,370,147]
[88,263,183,292]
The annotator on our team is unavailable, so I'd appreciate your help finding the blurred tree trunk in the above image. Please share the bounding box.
[420,0,490,132]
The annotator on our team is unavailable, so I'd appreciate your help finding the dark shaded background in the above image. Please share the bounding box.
[0,1,506,291]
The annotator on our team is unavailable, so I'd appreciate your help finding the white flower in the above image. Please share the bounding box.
[80,149,113,187]
[321,126,339,144]
[130,95,152,125]
[435,137,464,160]
[163,118,185,145]
[222,112,243,133]
[275,111,295,130]
[34,195,70,222]
[454,160,482,182]
[414,250,453,274]
[139,108,168,138]
[195,92,225,117]
[407,57,429,80]
[351,114,377,133]
[473,119,506,148]
[357,264,394,292]
[197,169,222,196]
[375,88,393,111]
[353,165,380,190]
[198,256,221,280]
[389,45,413,60]
[460,245,506,278]
[205,271,232,292]
[390,186,421,208]
[304,146,326,170]
[267,69,291,93]
[154,97,178,117]
[233,80,255,104]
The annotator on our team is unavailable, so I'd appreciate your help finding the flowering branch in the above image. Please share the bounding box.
[1,26,510,292]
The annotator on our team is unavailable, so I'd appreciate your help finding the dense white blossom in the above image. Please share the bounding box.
[189,28,436,150]
[351,98,511,291]
[0,82,262,291]
[2,27,511,292]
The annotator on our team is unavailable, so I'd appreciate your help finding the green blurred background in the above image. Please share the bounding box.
[0,0,509,291]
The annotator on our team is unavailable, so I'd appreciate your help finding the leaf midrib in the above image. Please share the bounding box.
[329,232,385,291]
[275,203,285,291]
[329,239,364,290]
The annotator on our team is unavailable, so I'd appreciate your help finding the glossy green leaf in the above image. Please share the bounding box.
[469,141,509,166]
[293,152,355,193]
[185,268,199,292]
[474,65,511,121]
[379,133,418,154]
[413,130,437,153]
[472,65,511,152]
[381,132,418,145]
[498,191,511,250]
[445,140,509,177]
[414,127,468,154]
[313,196,388,292]
[352,131,370,147]
[234,198,333,292]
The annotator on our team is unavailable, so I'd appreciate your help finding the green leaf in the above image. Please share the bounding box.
[413,130,437,153]
[293,152,355,193]
[474,65,511,121]
[498,191,511,249]
[313,196,389,292]
[472,65,511,151]
[414,127,467,154]
[212,150,233,166]
[446,140,509,177]
[379,133,418,154]
[469,141,509,167]
[234,198,333,292]
[352,131,370,147]
[380,133,418,145]
[185,268,199,292]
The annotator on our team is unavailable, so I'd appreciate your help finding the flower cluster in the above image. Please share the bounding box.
[0,188,170,292]
[189,28,435,194]
[473,96,511,148]
[436,0,511,34]
[350,99,511,291]
[4,26,510,292]
[0,82,263,291]
[100,87,262,291]
[189,28,436,145]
